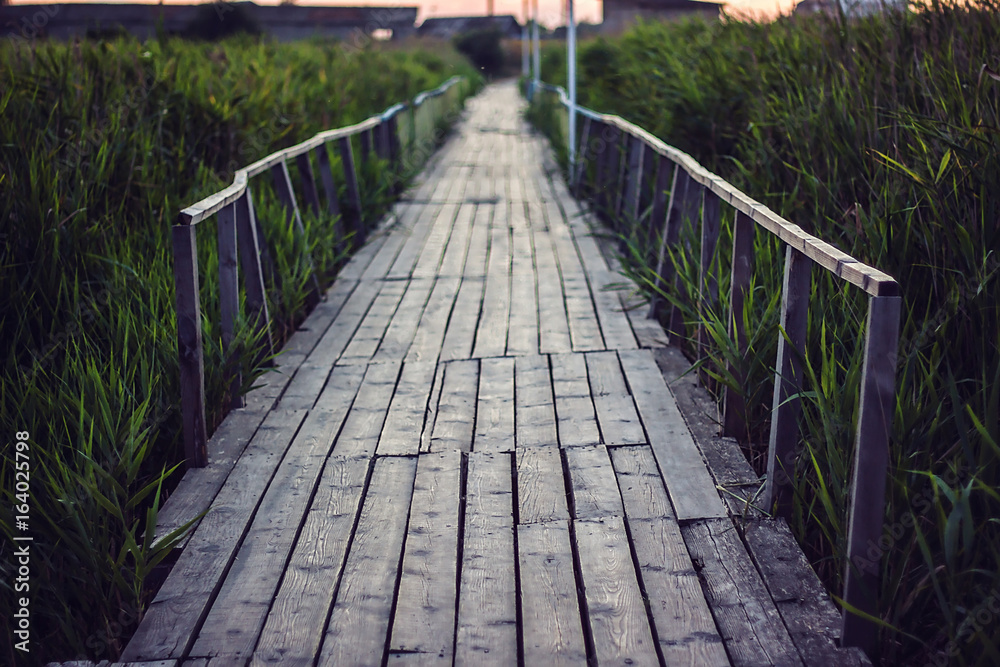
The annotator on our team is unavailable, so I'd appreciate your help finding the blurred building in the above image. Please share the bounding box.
[417,15,523,40]
[0,2,418,42]
[602,0,723,33]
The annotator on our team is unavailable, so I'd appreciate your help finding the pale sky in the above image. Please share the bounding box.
[9,0,798,25]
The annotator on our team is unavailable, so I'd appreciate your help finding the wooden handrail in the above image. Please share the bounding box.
[534,81,900,659]
[171,75,467,472]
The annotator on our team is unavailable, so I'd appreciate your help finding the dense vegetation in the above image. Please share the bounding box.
[534,2,999,664]
[0,34,478,663]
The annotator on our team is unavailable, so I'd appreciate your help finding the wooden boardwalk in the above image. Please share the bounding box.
[120,82,866,667]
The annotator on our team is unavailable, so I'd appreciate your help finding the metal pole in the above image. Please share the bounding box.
[522,0,529,78]
[532,0,540,98]
[568,0,576,176]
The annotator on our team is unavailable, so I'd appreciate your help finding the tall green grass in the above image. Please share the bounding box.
[534,2,999,663]
[0,34,478,663]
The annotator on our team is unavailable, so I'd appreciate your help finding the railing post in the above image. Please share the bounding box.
[295,152,322,218]
[388,113,404,196]
[573,115,591,198]
[271,161,321,308]
[697,190,721,383]
[612,130,630,227]
[172,224,208,468]
[235,187,274,368]
[217,202,244,410]
[360,127,373,166]
[315,145,342,219]
[649,169,699,340]
[724,210,754,441]
[595,124,619,221]
[764,246,812,518]
[842,294,901,658]
[623,135,644,233]
[645,156,674,265]
[338,135,365,244]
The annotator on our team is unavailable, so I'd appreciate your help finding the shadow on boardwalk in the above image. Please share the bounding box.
[116,81,869,667]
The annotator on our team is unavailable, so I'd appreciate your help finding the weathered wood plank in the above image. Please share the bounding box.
[585,351,646,446]
[517,521,589,667]
[609,445,730,665]
[682,518,803,667]
[317,456,418,667]
[439,278,485,362]
[373,279,435,362]
[377,360,438,456]
[528,202,573,354]
[333,361,402,457]
[574,516,659,666]
[618,349,727,521]
[473,203,512,359]
[429,359,479,452]
[338,280,407,365]
[120,408,313,661]
[437,203,475,277]
[724,210,754,441]
[516,445,569,524]
[514,354,557,448]
[463,203,492,277]
[172,224,208,467]
[565,445,624,519]
[304,279,382,369]
[249,455,371,667]
[411,203,460,279]
[550,353,601,448]
[405,277,461,363]
[216,201,243,409]
[507,201,540,356]
[190,448,364,662]
[389,450,463,662]
[455,452,517,667]
[474,357,515,453]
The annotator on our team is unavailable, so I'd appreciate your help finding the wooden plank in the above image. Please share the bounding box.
[618,349,727,521]
[405,276,461,363]
[373,279,435,362]
[516,445,569,524]
[120,408,313,661]
[303,278,381,368]
[190,449,365,663]
[682,518,803,667]
[585,351,645,446]
[473,202,511,359]
[517,521,589,667]
[529,203,572,354]
[550,353,601,448]
[608,445,674,520]
[437,203,475,277]
[439,278,485,362]
[411,203,460,279]
[463,203,492,277]
[764,247,812,518]
[387,202,441,280]
[514,355,557,448]
[377,360,438,456]
[455,452,517,667]
[627,516,729,665]
[217,201,243,409]
[565,445,624,519]
[249,455,371,667]
[317,456,418,667]
[172,224,208,467]
[338,280,407,365]
[619,290,669,349]
[429,359,479,452]
[359,205,420,281]
[474,357,515,453]
[388,450,463,663]
[421,361,447,454]
[842,295,901,657]
[743,518,870,666]
[506,201,540,356]
[574,516,659,666]
[333,361,402,457]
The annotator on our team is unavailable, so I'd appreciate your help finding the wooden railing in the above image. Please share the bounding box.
[172,75,468,469]
[534,82,901,657]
